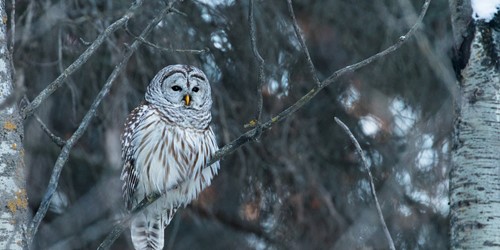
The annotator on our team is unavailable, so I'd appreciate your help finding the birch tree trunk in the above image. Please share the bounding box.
[449,1,500,249]
[0,0,29,248]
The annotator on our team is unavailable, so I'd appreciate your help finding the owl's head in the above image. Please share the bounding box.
[145,65,213,113]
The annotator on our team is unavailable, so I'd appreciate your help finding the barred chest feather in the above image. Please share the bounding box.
[126,105,219,210]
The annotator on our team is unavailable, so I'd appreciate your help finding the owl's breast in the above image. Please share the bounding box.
[131,112,219,207]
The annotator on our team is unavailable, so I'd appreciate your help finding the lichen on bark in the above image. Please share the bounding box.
[0,0,28,249]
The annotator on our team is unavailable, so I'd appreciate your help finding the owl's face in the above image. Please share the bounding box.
[146,65,212,112]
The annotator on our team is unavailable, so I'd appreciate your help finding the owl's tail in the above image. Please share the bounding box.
[130,213,164,250]
[130,207,178,250]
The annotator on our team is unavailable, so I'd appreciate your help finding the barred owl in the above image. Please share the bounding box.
[121,65,220,250]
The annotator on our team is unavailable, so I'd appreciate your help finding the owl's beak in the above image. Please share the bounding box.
[184,94,191,106]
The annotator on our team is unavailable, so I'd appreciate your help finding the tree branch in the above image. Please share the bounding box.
[334,117,395,250]
[25,4,177,247]
[34,114,66,147]
[286,0,321,86]
[20,0,144,119]
[135,36,208,54]
[248,0,265,137]
[99,0,431,247]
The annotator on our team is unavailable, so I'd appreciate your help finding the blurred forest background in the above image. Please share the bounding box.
[9,0,456,249]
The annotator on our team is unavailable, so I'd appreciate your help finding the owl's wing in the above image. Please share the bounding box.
[120,104,148,210]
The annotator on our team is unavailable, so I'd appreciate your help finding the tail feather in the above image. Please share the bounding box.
[131,213,164,250]
[130,208,178,250]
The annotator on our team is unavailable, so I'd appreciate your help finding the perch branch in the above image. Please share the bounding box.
[99,0,430,247]
[26,4,176,247]
[334,117,395,250]
[21,0,144,119]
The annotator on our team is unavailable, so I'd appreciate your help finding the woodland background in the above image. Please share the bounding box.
[8,0,456,249]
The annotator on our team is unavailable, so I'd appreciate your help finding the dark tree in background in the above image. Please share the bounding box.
[2,0,468,249]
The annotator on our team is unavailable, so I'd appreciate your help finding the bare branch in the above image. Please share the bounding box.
[286,0,321,86]
[334,117,395,250]
[320,0,430,88]
[135,36,208,54]
[34,114,66,147]
[395,0,458,99]
[21,0,145,119]
[100,0,431,247]
[248,0,265,133]
[25,4,176,246]
[170,7,187,17]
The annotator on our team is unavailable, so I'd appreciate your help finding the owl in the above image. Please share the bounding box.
[120,65,220,250]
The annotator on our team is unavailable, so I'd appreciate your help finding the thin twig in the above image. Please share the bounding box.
[286,0,321,86]
[21,0,144,119]
[100,0,431,246]
[395,0,458,100]
[34,114,66,147]
[25,4,175,247]
[334,117,395,250]
[135,36,208,54]
[171,7,187,17]
[57,27,79,120]
[248,0,265,138]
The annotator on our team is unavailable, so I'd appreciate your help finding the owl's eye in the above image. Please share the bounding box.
[171,85,182,91]
[192,87,199,92]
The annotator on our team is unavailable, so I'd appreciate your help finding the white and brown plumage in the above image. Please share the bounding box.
[121,65,219,250]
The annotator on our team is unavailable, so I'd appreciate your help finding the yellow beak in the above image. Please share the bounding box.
[184,94,191,106]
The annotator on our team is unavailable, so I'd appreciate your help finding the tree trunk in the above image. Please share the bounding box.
[449,1,500,249]
[0,0,29,248]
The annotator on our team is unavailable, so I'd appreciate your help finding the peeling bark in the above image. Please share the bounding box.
[449,1,500,249]
[0,0,28,248]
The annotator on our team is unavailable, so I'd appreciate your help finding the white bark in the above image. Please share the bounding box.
[0,0,28,248]
[449,2,500,248]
